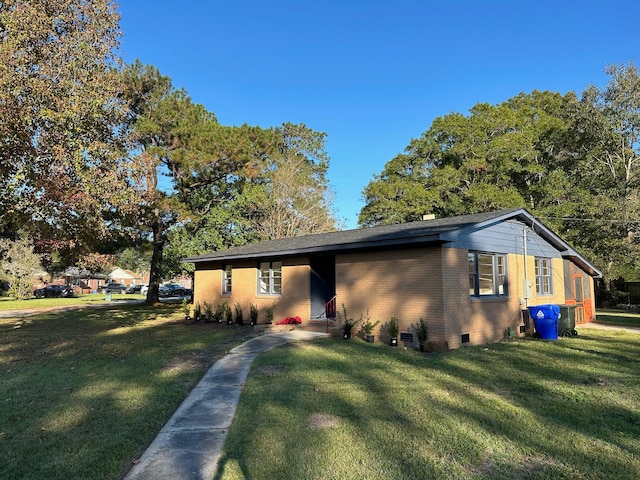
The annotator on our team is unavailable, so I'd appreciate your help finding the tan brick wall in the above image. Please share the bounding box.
[335,247,445,344]
[441,252,567,349]
[334,247,573,349]
[193,258,311,323]
[194,245,593,349]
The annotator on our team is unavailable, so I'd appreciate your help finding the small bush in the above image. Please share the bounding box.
[388,316,399,338]
[415,317,428,342]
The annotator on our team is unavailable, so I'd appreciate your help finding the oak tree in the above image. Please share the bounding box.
[0,0,131,258]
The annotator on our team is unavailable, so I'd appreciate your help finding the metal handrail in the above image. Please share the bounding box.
[324,295,337,333]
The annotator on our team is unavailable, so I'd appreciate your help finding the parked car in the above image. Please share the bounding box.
[158,283,189,298]
[125,284,146,294]
[100,282,127,294]
[33,284,74,298]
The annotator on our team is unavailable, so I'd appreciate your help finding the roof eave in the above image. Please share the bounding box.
[182,234,444,264]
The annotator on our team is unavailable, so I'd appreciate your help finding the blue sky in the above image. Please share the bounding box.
[118,1,639,229]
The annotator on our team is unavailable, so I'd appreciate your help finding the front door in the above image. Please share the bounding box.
[310,256,336,319]
[573,275,585,323]
[564,260,591,323]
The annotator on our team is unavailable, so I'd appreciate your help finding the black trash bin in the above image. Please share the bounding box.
[558,305,577,337]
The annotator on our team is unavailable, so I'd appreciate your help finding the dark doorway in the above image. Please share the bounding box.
[310,256,336,319]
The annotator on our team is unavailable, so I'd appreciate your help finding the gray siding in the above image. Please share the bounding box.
[445,219,561,258]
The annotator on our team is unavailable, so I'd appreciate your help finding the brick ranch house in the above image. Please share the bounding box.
[182,208,601,349]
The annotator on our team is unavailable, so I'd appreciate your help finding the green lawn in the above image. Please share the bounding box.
[594,308,640,328]
[0,303,257,480]
[0,293,145,310]
[3,303,639,480]
[217,329,640,480]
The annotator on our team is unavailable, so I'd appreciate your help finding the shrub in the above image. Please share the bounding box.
[203,302,213,323]
[224,303,233,324]
[361,309,380,335]
[235,302,244,325]
[388,316,399,338]
[415,317,428,342]
[341,304,360,337]
[250,303,259,325]
[265,304,274,324]
[213,303,226,323]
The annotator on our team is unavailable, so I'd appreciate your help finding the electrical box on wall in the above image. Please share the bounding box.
[523,279,533,299]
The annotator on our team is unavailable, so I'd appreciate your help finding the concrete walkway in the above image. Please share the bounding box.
[124,330,328,480]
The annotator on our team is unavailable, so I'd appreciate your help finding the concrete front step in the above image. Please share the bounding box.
[301,320,338,334]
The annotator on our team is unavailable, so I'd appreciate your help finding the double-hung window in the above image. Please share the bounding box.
[222,265,232,294]
[258,261,282,295]
[535,257,553,295]
[468,251,507,297]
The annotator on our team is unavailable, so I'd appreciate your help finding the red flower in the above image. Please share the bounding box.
[276,316,302,325]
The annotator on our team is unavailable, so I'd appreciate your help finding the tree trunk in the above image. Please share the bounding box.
[145,214,164,304]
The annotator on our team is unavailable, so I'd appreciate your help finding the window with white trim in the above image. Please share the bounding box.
[258,261,282,295]
[468,252,507,297]
[535,257,553,295]
[222,265,232,294]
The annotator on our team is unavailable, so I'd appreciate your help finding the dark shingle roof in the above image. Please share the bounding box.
[182,208,524,263]
[182,208,602,277]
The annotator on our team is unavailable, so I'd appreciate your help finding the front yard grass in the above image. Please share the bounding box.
[594,308,640,328]
[0,303,256,480]
[0,293,144,310]
[4,303,639,480]
[218,329,640,480]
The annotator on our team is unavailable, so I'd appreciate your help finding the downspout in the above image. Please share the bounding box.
[523,226,531,308]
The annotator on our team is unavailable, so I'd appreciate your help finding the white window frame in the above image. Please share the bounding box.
[258,261,282,295]
[222,264,232,294]
[535,257,553,295]
[468,251,507,297]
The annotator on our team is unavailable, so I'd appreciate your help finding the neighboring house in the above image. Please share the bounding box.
[62,267,108,293]
[109,267,143,286]
[182,209,601,349]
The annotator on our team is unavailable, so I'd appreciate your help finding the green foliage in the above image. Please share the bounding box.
[341,304,360,335]
[181,297,191,315]
[388,316,400,338]
[0,237,45,300]
[242,123,339,240]
[360,309,380,334]
[0,0,132,251]
[224,303,233,324]
[265,304,274,324]
[414,317,428,342]
[234,302,244,325]
[359,65,640,286]
[117,248,151,275]
[203,302,214,322]
[359,90,575,226]
[504,326,517,339]
[250,303,259,324]
[213,303,226,323]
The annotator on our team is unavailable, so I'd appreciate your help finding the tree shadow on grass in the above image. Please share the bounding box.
[217,334,640,479]
[0,303,257,480]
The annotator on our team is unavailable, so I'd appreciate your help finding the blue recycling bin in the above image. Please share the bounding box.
[527,304,560,340]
